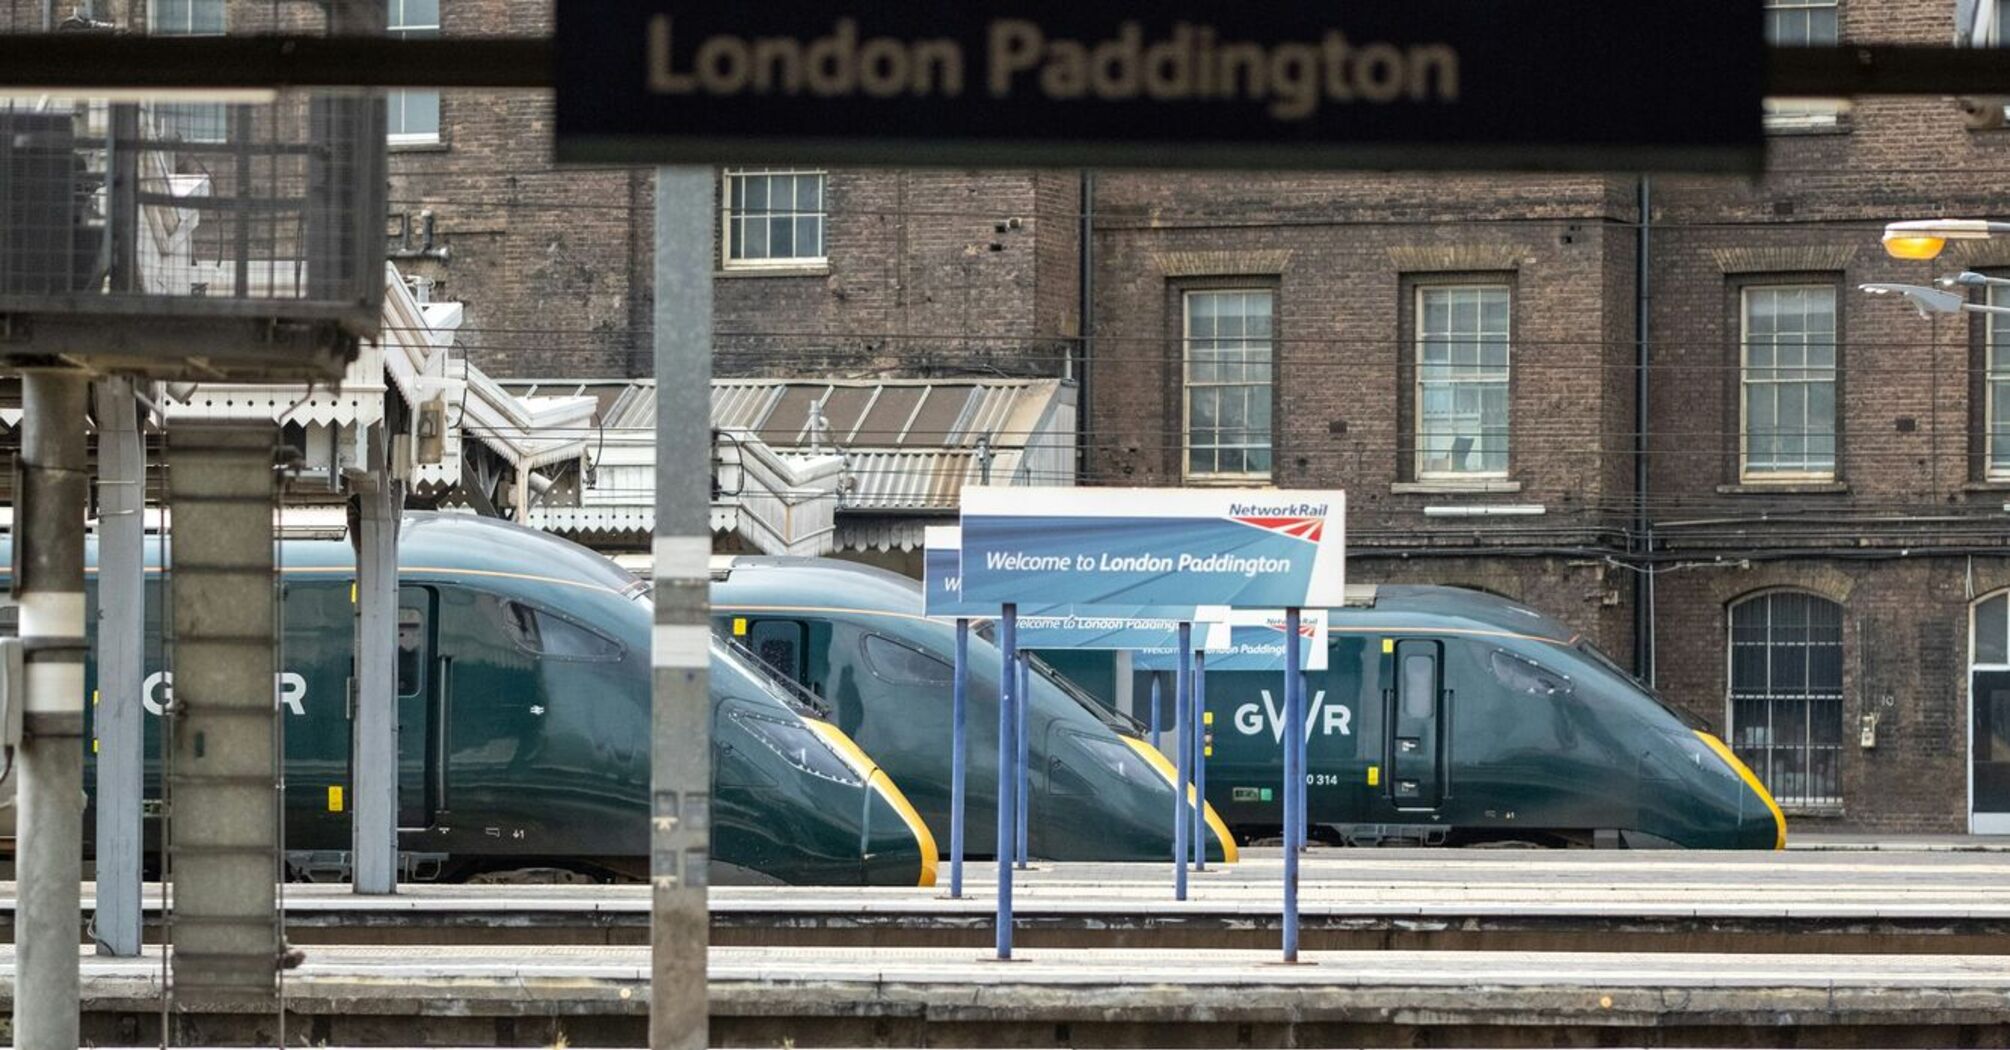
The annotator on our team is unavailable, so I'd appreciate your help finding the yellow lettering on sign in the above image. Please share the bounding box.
[1381,638,1394,654]
[328,786,345,813]
[733,617,748,636]
[1366,765,1380,786]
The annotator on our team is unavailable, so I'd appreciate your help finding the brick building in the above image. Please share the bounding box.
[58,0,1995,831]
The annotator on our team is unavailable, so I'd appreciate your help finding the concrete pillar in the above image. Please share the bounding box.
[166,423,280,1000]
[93,377,146,957]
[652,165,713,1050]
[349,431,401,895]
[12,372,89,1050]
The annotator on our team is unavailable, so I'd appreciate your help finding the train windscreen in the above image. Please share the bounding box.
[1572,640,1713,734]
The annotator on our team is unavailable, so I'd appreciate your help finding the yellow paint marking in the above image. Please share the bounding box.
[803,720,939,888]
[1119,735,1240,864]
[1381,638,1394,653]
[1367,765,1380,787]
[1695,731,1787,850]
[732,617,748,636]
[1202,710,1213,726]
[327,786,345,813]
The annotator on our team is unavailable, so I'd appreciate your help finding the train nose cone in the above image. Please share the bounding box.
[1118,736,1240,864]
[862,786,937,887]
[1695,731,1787,851]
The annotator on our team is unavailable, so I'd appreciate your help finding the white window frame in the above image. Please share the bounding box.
[149,0,224,35]
[1990,285,2010,480]
[720,169,828,270]
[1739,284,1839,482]
[1725,590,1846,809]
[1762,0,1845,130]
[387,0,442,145]
[1414,283,1512,481]
[1181,288,1275,482]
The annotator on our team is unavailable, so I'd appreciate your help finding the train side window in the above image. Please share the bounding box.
[862,634,952,687]
[747,619,809,684]
[1489,650,1572,698]
[1050,731,1140,797]
[1401,654,1436,719]
[397,607,424,696]
[498,599,622,661]
[728,708,862,786]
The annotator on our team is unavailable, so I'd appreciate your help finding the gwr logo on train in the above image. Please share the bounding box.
[140,671,308,716]
[1230,689,1351,741]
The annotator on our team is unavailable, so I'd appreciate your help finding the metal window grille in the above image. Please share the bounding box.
[1183,289,1274,478]
[1729,591,1845,807]
[387,0,441,143]
[1764,0,1839,45]
[723,169,826,266]
[1741,285,1838,478]
[1416,285,1510,478]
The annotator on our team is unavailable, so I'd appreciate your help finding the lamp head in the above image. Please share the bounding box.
[1860,282,1968,318]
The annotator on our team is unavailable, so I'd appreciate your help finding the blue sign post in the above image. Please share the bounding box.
[923,526,985,899]
[962,486,1345,962]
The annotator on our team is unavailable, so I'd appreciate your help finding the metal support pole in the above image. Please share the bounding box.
[1148,674,1161,752]
[949,617,968,898]
[1283,607,1302,962]
[1173,621,1190,900]
[13,372,88,1050]
[1296,654,1309,854]
[1015,652,1029,868]
[349,438,400,895]
[995,602,1017,960]
[652,165,714,1050]
[93,378,145,957]
[1192,647,1207,871]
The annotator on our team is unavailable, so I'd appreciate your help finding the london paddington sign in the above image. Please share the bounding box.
[555,0,1764,171]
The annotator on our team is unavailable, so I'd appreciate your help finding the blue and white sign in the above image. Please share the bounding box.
[1135,609,1329,672]
[960,487,1345,609]
[923,525,984,618]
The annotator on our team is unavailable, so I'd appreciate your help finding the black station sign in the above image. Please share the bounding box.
[554,0,1764,171]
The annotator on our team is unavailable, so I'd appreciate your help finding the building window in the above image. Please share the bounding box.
[388,0,441,144]
[1416,285,1510,478]
[150,0,226,143]
[1990,288,2010,479]
[1763,0,1844,129]
[1741,284,1837,480]
[1183,289,1274,479]
[1728,591,1845,808]
[1765,0,1838,44]
[722,169,826,267]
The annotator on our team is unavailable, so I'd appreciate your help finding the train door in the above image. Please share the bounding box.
[1384,639,1446,811]
[396,587,445,829]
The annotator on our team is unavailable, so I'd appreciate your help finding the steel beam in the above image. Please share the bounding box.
[92,378,145,957]
[0,39,1999,97]
[12,371,88,1050]
[651,165,712,1050]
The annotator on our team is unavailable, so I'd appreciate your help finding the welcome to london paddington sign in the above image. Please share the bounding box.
[554,0,1764,172]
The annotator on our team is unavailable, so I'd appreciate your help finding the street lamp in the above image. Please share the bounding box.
[1881,219,2010,261]
[1859,282,2010,318]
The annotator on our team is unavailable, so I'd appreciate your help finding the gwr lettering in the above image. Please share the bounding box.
[649,16,965,98]
[142,671,308,717]
[644,17,1459,121]
[1232,689,1351,741]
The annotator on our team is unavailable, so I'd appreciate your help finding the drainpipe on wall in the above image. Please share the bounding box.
[1633,176,1657,686]
[1075,170,1096,480]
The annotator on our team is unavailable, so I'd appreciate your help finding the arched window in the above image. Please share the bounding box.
[1975,592,2010,667]
[1728,591,1844,807]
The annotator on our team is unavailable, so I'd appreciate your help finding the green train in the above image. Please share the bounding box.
[1152,585,1785,850]
[710,556,1240,863]
[0,514,936,886]
[714,558,1782,852]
